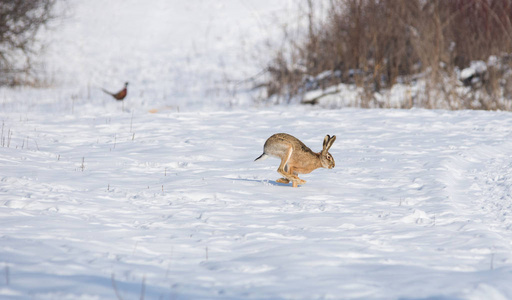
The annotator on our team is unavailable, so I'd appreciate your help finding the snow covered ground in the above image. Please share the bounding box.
[2,1,512,299]
[3,107,512,299]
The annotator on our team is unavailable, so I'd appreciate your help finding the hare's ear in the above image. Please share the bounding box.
[324,135,336,151]
[323,135,330,149]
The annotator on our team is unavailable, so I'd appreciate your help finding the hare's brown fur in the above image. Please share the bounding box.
[255,133,336,187]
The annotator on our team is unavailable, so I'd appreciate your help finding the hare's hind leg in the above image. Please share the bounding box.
[276,178,290,184]
[276,146,295,184]
[276,147,304,187]
[276,166,293,184]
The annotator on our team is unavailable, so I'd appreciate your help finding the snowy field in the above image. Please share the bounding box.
[3,107,512,299]
[2,1,512,299]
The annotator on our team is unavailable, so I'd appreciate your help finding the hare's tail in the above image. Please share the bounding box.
[254,153,269,162]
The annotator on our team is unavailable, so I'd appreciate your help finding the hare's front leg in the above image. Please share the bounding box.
[291,178,306,187]
[289,167,306,188]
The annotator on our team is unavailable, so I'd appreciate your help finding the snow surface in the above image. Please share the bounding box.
[2,1,512,299]
[3,107,512,299]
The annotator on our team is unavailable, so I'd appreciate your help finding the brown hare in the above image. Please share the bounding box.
[255,133,336,187]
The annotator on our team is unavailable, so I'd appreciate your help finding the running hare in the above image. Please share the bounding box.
[255,133,336,187]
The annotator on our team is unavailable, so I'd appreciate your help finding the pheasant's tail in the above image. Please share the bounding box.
[101,88,114,96]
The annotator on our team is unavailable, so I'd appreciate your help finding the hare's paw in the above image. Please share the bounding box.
[290,176,306,184]
[276,178,290,184]
[291,178,306,188]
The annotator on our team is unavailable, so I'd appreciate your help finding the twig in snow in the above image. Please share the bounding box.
[111,273,124,300]
[71,94,77,114]
[130,111,134,132]
[33,137,39,151]
[4,264,9,285]
[139,276,146,300]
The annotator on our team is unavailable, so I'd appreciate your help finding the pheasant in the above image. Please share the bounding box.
[102,82,128,101]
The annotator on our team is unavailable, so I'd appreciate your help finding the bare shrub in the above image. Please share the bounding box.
[0,0,57,86]
[265,0,512,110]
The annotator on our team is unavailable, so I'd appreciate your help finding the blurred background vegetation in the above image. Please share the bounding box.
[3,0,512,111]
[0,0,57,86]
[263,0,512,110]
